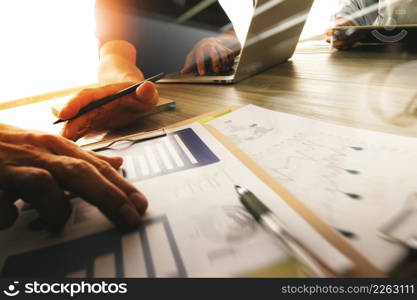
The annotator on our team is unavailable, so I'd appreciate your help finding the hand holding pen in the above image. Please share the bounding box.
[55,73,164,142]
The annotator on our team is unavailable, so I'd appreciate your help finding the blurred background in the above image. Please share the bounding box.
[0,0,338,104]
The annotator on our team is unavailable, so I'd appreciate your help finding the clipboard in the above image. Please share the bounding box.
[81,106,384,277]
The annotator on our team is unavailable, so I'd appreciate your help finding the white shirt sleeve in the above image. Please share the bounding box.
[376,0,417,25]
[336,0,379,25]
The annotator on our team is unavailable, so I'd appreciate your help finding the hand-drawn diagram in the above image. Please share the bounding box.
[222,120,274,145]
[209,105,417,270]
[219,121,368,230]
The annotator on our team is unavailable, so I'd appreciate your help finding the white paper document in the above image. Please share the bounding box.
[209,105,415,271]
[0,123,350,277]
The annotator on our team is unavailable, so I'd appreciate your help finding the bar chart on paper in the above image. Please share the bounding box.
[106,128,220,182]
[1,215,187,278]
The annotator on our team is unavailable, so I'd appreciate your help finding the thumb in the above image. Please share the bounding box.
[90,152,124,170]
[58,88,107,120]
[117,81,159,113]
[115,81,159,113]
[135,81,158,105]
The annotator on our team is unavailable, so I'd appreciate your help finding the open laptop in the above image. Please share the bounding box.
[159,0,314,84]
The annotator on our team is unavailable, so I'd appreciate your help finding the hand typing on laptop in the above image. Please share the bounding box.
[59,40,159,141]
[181,30,241,75]
[0,123,148,232]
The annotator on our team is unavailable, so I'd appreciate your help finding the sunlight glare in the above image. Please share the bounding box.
[0,0,98,103]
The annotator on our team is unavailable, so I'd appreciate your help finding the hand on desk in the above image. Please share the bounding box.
[181,31,240,75]
[0,124,148,232]
[59,81,159,141]
[326,18,362,50]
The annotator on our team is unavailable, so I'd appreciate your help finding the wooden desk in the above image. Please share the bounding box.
[2,42,417,141]
[1,41,417,277]
[121,45,417,277]
[111,43,417,141]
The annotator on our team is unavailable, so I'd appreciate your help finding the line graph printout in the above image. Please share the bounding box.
[209,105,417,271]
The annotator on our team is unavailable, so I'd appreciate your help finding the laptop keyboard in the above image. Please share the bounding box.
[165,55,240,78]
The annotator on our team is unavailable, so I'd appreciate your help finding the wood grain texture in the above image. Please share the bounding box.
[2,42,416,276]
[111,43,417,140]
[2,42,417,140]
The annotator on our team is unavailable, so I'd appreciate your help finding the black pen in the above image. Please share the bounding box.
[235,185,337,277]
[53,73,165,125]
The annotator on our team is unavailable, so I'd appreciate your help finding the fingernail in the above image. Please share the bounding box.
[129,192,148,216]
[117,203,141,229]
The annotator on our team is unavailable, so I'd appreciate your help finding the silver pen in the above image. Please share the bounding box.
[235,185,337,277]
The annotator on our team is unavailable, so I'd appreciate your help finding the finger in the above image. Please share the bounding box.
[43,133,124,170]
[181,53,195,74]
[223,50,235,71]
[196,48,207,75]
[332,40,354,49]
[0,142,138,227]
[0,190,18,230]
[89,151,123,169]
[61,114,93,141]
[114,82,159,114]
[81,157,148,216]
[61,83,159,141]
[38,154,143,230]
[209,47,221,73]
[0,166,71,232]
[325,29,333,42]
[332,29,358,42]
[226,49,235,62]
[59,88,109,120]
[46,137,148,215]
[133,81,159,110]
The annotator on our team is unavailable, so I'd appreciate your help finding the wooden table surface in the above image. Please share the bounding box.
[105,42,417,141]
[1,41,417,276]
[150,43,417,277]
[2,42,417,141]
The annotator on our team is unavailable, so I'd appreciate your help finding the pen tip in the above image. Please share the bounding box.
[235,185,245,194]
[53,119,64,125]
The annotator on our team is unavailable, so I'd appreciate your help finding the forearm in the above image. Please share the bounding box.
[336,0,379,25]
[98,40,144,84]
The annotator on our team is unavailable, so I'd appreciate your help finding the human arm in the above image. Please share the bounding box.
[335,0,379,26]
[0,123,147,231]
[325,0,379,49]
[59,0,159,141]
